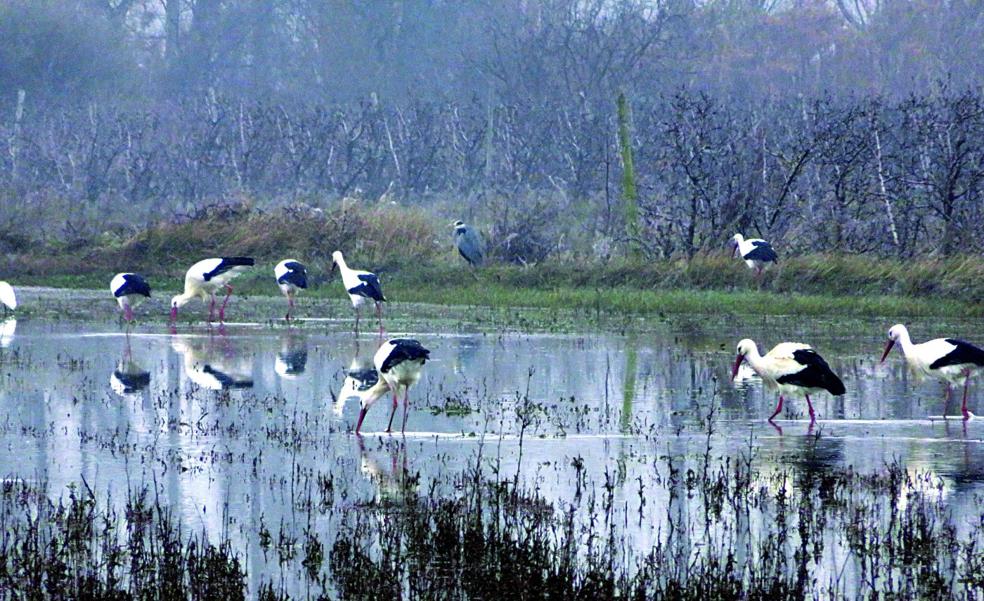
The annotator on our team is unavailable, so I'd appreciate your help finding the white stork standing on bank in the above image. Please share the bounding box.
[332,251,386,335]
[170,257,254,324]
[0,281,16,314]
[110,273,151,323]
[732,339,846,423]
[355,338,430,435]
[731,234,778,276]
[880,324,984,420]
[274,259,308,321]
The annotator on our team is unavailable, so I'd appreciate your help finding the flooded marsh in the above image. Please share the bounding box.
[0,289,982,599]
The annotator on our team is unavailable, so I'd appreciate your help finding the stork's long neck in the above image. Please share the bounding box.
[744,345,769,378]
[895,328,916,358]
[361,378,390,409]
[334,255,350,274]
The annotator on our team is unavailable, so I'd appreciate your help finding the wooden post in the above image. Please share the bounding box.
[616,91,641,258]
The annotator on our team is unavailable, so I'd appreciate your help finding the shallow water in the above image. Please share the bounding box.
[0,292,982,596]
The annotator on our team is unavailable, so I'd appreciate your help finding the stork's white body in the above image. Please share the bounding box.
[332,251,386,333]
[177,259,248,301]
[0,281,16,311]
[744,342,815,397]
[355,338,430,434]
[731,234,777,273]
[881,324,984,419]
[733,338,845,423]
[170,257,254,323]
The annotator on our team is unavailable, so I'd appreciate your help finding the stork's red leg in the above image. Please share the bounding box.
[805,394,816,422]
[376,302,384,337]
[401,388,410,433]
[386,392,399,433]
[944,384,952,417]
[962,372,971,420]
[768,395,784,422]
[219,285,233,322]
[208,296,216,323]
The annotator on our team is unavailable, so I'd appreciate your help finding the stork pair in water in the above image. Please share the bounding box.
[733,325,984,424]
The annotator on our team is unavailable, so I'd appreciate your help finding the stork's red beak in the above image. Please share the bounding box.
[731,354,744,380]
[169,306,177,323]
[731,243,738,258]
[355,406,368,435]
[880,339,895,363]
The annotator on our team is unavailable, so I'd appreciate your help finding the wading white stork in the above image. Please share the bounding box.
[0,281,16,313]
[274,259,307,321]
[331,251,386,334]
[355,338,430,434]
[170,257,254,324]
[732,339,845,423]
[110,273,151,323]
[731,234,778,276]
[880,324,984,420]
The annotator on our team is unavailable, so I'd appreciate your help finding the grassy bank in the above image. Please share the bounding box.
[3,204,984,317]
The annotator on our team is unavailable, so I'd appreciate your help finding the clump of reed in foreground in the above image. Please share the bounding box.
[330,459,984,600]
[0,480,245,600]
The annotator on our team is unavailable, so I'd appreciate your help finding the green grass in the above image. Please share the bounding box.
[5,204,984,319]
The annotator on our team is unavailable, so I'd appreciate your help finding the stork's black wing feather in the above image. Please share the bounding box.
[203,257,255,281]
[379,339,430,374]
[278,262,308,289]
[347,366,380,391]
[202,365,254,389]
[777,349,845,395]
[743,241,778,263]
[114,274,151,298]
[112,370,150,393]
[347,273,386,302]
[930,339,984,370]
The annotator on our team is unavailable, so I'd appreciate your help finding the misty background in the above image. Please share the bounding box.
[1,0,983,262]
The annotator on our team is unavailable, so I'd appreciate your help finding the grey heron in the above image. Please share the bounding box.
[452,220,485,267]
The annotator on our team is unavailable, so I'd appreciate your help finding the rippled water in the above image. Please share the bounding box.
[0,293,981,596]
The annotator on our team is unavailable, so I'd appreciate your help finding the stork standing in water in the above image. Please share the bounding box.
[110,273,151,324]
[452,220,485,267]
[880,324,984,420]
[355,338,430,435]
[731,234,778,276]
[732,339,845,424]
[274,259,308,321]
[0,281,16,314]
[331,251,386,335]
[170,257,254,324]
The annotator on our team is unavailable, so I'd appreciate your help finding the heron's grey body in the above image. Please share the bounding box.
[453,221,485,267]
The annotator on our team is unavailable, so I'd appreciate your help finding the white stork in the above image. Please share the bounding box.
[110,273,151,323]
[331,251,386,334]
[355,338,430,434]
[880,324,984,420]
[0,281,16,313]
[274,259,308,321]
[732,339,845,423]
[170,257,254,324]
[731,234,778,276]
